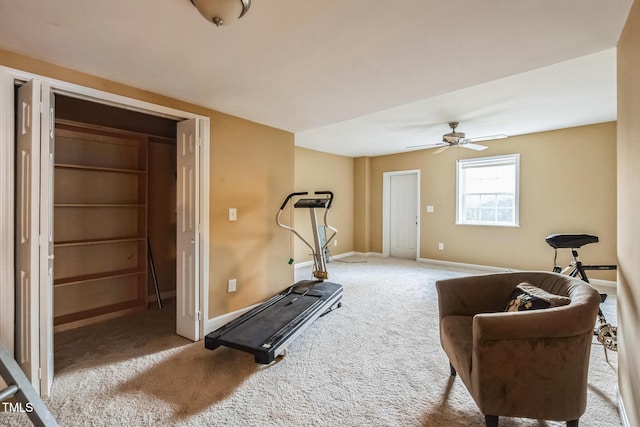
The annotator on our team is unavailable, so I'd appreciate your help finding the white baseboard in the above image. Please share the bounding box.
[617,386,631,427]
[589,277,617,288]
[294,251,361,269]
[294,260,313,269]
[351,251,383,258]
[418,257,618,288]
[418,257,512,273]
[205,303,260,335]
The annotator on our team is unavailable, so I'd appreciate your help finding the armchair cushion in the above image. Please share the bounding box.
[505,282,571,312]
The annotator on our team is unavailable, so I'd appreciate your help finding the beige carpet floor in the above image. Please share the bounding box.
[3,257,620,426]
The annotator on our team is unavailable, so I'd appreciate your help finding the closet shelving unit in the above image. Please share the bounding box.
[53,120,149,332]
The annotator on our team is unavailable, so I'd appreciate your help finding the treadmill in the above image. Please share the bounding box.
[204,191,343,364]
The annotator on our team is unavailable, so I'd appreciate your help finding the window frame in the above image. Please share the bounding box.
[456,153,520,227]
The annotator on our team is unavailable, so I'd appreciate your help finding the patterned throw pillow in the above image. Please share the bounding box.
[505,282,571,312]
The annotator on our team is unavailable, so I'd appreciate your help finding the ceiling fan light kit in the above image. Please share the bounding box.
[405,121,508,153]
[190,0,251,26]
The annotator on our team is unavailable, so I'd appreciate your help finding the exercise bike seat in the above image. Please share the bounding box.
[545,233,599,249]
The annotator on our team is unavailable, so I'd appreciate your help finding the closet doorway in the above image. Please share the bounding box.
[4,68,210,396]
[52,95,178,331]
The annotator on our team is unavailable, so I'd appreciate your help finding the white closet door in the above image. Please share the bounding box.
[15,80,55,396]
[15,80,42,393]
[176,118,199,340]
[39,82,54,396]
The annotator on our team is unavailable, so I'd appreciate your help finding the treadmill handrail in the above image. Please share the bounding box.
[308,192,337,251]
[314,191,334,209]
[279,191,308,210]
[276,193,316,256]
[321,208,338,251]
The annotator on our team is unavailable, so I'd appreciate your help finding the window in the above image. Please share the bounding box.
[456,154,520,226]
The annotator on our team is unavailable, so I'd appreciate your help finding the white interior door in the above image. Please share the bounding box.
[15,80,55,396]
[389,173,418,259]
[15,80,42,393]
[176,118,199,340]
[39,83,54,396]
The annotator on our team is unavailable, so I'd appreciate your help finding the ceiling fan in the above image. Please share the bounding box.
[406,122,508,154]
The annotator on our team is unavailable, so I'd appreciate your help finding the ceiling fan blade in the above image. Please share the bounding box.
[433,145,451,154]
[405,142,445,149]
[461,142,488,151]
[465,134,508,143]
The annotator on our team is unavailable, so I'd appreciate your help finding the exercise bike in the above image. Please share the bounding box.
[545,234,617,361]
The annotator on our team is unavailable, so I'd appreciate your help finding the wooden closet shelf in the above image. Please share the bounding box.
[55,163,146,174]
[54,268,146,288]
[54,300,147,331]
[52,119,149,331]
[54,237,146,247]
[54,203,145,208]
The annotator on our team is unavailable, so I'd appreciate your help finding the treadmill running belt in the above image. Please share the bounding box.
[205,280,342,363]
[219,294,318,349]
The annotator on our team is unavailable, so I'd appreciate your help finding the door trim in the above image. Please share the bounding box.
[382,170,420,259]
[0,66,210,390]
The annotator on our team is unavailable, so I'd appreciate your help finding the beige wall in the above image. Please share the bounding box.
[0,48,295,319]
[353,156,371,253]
[358,122,617,279]
[617,1,640,425]
[210,112,294,314]
[293,147,354,265]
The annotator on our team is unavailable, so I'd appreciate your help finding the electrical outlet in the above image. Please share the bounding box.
[334,240,338,246]
[438,242,444,250]
[228,278,237,292]
[229,208,237,221]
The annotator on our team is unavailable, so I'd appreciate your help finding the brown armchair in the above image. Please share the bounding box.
[436,271,601,427]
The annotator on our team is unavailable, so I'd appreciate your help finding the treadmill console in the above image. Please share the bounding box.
[294,198,330,209]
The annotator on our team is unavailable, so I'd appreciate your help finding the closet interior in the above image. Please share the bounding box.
[52,95,178,332]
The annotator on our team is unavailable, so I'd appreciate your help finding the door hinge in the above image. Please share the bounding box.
[38,367,42,379]
[196,311,201,321]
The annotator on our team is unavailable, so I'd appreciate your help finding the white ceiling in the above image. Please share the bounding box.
[0,1,633,157]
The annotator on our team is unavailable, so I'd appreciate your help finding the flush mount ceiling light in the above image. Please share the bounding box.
[190,0,251,26]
